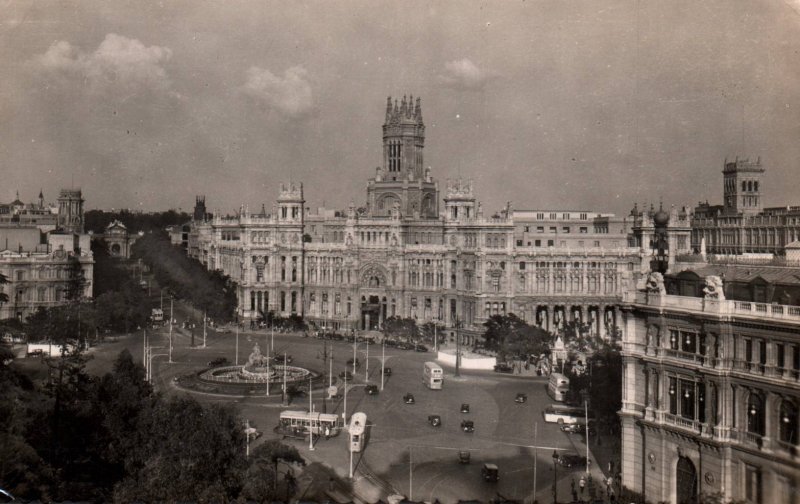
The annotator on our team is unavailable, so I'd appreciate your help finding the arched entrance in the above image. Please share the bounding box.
[360,295,387,330]
[676,456,698,504]
[110,243,121,256]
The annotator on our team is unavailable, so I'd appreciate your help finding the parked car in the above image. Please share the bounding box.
[458,450,471,464]
[494,363,513,373]
[26,349,43,358]
[365,384,379,395]
[428,414,442,427]
[415,344,429,352]
[461,403,470,413]
[403,393,415,404]
[461,420,475,433]
[515,393,528,403]
[396,342,412,350]
[557,454,588,468]
[481,463,499,482]
[560,423,597,436]
[382,367,392,376]
[339,370,353,380]
[207,357,229,367]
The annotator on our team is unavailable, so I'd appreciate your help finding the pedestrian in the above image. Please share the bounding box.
[579,476,586,494]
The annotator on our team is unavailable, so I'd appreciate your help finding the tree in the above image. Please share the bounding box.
[114,396,247,503]
[383,316,419,342]
[0,271,9,306]
[241,440,305,502]
[64,256,87,302]
[482,313,550,361]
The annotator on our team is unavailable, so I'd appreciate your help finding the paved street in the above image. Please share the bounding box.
[95,299,610,503]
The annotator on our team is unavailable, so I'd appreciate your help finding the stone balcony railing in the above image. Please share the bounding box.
[624,291,800,323]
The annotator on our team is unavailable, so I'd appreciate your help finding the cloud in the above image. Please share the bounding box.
[36,33,173,93]
[243,65,314,119]
[439,58,496,91]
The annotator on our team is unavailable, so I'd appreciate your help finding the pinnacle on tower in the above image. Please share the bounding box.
[385,96,392,122]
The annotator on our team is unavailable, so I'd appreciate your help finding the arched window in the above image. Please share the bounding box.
[779,400,798,445]
[747,393,765,436]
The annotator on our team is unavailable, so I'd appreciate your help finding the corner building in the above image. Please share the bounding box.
[620,286,800,503]
[192,97,690,338]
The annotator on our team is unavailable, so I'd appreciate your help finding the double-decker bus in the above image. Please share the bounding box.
[423,361,443,390]
[548,372,570,402]
[275,410,341,439]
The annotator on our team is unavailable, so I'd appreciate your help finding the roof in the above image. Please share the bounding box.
[672,265,800,286]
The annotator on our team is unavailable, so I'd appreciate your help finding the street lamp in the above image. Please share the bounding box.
[552,450,559,504]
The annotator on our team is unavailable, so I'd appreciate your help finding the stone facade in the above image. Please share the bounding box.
[692,158,800,256]
[620,288,800,503]
[186,97,697,340]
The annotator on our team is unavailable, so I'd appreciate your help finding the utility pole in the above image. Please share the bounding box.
[585,400,590,476]
[381,340,385,391]
[143,329,147,371]
[282,352,288,406]
[235,325,239,366]
[455,317,461,378]
[533,422,538,502]
[352,332,358,375]
[434,323,438,353]
[328,343,333,389]
[308,376,315,451]
[203,310,207,348]
[365,338,369,381]
[168,298,174,364]
[409,446,413,501]
[343,371,348,425]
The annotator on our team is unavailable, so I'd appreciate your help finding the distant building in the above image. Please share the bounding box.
[0,188,93,320]
[0,189,59,232]
[620,270,799,503]
[89,220,140,259]
[691,158,800,256]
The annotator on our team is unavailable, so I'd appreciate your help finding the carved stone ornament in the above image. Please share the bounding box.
[703,275,725,300]
[643,272,666,294]
[704,472,715,484]
[647,452,656,464]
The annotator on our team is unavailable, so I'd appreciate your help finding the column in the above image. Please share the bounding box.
[580,305,588,327]
[546,305,553,333]
[613,305,621,338]
[599,304,607,339]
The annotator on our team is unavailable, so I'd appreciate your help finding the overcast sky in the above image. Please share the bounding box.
[2,1,799,216]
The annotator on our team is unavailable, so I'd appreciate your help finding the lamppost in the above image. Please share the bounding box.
[168,297,174,364]
[454,317,463,378]
[552,450,559,504]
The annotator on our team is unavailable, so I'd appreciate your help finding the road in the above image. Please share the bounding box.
[107,300,588,503]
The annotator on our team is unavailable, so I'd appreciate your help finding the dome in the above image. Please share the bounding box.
[653,208,670,226]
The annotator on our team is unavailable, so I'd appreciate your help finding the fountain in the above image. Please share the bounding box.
[198,342,313,386]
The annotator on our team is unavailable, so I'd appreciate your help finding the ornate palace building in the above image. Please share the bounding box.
[188,96,692,339]
[620,272,800,503]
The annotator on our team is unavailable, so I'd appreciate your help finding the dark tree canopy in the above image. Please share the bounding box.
[482,313,550,361]
[132,231,236,322]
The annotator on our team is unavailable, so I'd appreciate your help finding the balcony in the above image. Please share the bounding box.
[624,291,800,323]
[662,412,703,434]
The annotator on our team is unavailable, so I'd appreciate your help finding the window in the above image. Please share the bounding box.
[744,465,762,504]
[562,227,570,233]
[547,240,554,247]
[779,400,798,445]
[517,240,523,246]
[519,262,526,270]
[535,239,541,247]
[537,226,544,233]
[594,241,600,247]
[580,227,588,233]
[549,227,557,233]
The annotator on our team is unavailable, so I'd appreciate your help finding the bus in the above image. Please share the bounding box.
[349,412,367,452]
[543,404,593,425]
[275,410,341,439]
[548,372,570,402]
[423,361,443,390]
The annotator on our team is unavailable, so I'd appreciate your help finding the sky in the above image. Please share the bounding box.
[2,0,800,216]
